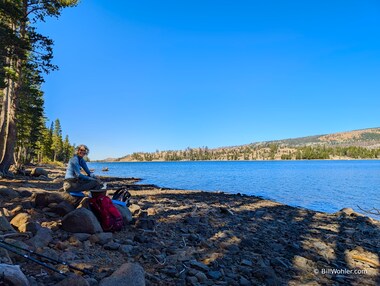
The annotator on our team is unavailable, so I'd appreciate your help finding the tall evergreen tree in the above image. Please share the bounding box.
[62,134,73,163]
[15,63,45,164]
[0,0,78,174]
[52,118,63,161]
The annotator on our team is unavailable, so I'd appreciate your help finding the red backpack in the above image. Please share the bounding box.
[89,194,123,232]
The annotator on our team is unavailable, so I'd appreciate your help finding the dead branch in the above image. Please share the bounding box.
[357,205,380,216]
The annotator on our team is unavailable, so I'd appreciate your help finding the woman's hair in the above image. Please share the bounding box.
[76,144,90,155]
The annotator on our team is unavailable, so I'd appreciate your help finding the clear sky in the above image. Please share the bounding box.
[37,0,380,160]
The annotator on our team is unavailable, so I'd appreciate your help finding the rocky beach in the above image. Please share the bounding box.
[0,165,379,286]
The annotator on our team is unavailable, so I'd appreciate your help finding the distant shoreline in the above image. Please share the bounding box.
[93,158,380,163]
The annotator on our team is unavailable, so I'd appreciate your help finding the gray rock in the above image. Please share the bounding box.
[2,239,31,262]
[241,259,253,267]
[99,263,145,286]
[239,277,252,286]
[207,271,222,280]
[271,257,291,269]
[104,242,120,250]
[26,227,53,249]
[0,212,15,232]
[195,271,207,282]
[186,276,198,285]
[0,187,20,199]
[90,232,113,245]
[19,190,32,198]
[252,265,277,280]
[119,244,134,255]
[62,208,103,234]
[0,247,12,264]
[56,273,90,286]
[189,260,210,272]
[34,192,64,208]
[135,218,155,230]
[86,277,99,286]
[36,248,59,262]
[73,233,92,242]
[18,222,41,235]
[60,251,78,261]
[0,264,30,286]
[114,204,133,223]
[21,201,33,210]
[53,201,75,216]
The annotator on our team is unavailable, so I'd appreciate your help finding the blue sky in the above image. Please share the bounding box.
[37,1,380,160]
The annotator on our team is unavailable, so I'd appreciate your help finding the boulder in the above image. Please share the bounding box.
[52,201,75,216]
[0,187,20,199]
[0,264,30,286]
[61,208,103,234]
[30,167,49,177]
[99,263,145,286]
[34,192,64,208]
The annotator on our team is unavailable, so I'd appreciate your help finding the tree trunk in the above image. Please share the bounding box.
[0,58,12,159]
[0,70,18,173]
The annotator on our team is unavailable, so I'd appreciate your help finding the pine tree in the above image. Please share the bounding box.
[62,135,73,163]
[0,0,78,174]
[52,118,63,161]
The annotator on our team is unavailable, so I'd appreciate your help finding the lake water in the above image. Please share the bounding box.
[88,160,380,216]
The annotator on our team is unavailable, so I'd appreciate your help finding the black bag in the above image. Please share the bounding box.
[112,188,131,206]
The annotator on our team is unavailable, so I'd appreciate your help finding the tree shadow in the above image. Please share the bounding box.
[125,190,380,285]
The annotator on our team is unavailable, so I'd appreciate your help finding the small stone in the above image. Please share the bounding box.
[239,277,252,286]
[73,233,91,242]
[207,271,222,280]
[99,263,145,286]
[195,271,207,282]
[186,276,198,285]
[189,260,210,272]
[241,259,253,267]
[104,242,120,251]
[119,245,133,255]
[90,232,113,245]
[147,208,157,216]
[129,204,141,215]
[56,273,89,286]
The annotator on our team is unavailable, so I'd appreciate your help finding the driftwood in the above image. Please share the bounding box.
[357,205,380,216]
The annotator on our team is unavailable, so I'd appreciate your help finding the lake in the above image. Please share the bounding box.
[88,160,380,217]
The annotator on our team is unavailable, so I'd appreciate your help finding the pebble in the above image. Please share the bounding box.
[103,242,120,251]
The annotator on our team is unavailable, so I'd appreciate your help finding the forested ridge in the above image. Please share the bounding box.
[0,0,78,174]
[111,127,380,162]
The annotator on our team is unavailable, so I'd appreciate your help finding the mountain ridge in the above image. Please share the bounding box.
[101,127,380,162]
